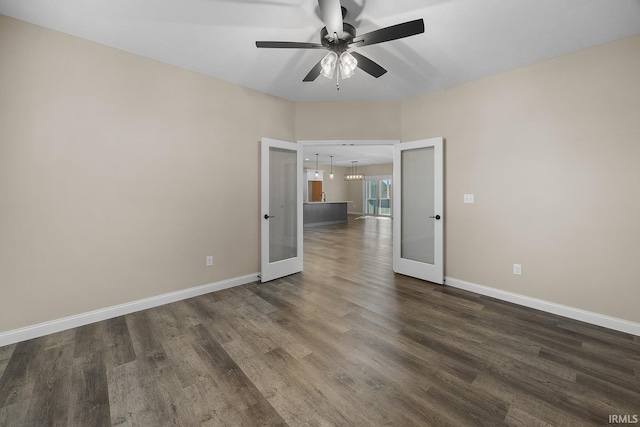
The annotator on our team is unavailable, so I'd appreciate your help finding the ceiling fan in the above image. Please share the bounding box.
[256,0,424,87]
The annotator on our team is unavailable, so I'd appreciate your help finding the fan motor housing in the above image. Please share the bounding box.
[320,23,356,53]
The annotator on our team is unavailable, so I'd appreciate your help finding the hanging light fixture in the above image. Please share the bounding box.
[344,161,364,181]
[315,154,319,178]
[329,155,334,179]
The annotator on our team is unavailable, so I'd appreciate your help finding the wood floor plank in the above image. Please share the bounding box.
[232,302,312,360]
[0,344,15,380]
[504,405,554,427]
[0,401,30,427]
[222,339,350,426]
[73,322,106,361]
[191,325,287,425]
[108,359,166,426]
[68,351,111,427]
[23,343,74,426]
[471,372,588,426]
[103,316,136,369]
[125,310,165,360]
[0,337,47,408]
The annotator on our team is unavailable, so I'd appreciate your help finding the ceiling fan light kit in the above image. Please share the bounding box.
[256,0,424,89]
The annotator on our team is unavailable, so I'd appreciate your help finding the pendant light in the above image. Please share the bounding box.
[329,155,334,179]
[315,154,319,179]
[344,161,364,181]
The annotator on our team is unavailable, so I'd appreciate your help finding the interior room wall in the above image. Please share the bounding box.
[346,181,364,214]
[319,165,349,202]
[402,34,640,324]
[0,15,295,332]
[295,101,401,140]
[361,163,392,176]
[302,163,349,202]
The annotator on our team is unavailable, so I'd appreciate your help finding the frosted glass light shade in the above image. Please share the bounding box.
[339,51,357,79]
[320,51,338,78]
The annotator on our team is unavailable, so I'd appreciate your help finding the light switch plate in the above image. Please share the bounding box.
[206,256,213,267]
[464,194,475,204]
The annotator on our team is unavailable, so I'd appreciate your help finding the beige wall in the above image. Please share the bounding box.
[402,35,640,323]
[295,101,401,140]
[346,181,364,213]
[319,165,349,202]
[360,163,392,176]
[0,15,295,331]
[302,163,349,202]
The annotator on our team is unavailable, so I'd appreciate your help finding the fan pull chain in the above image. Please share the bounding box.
[336,68,340,90]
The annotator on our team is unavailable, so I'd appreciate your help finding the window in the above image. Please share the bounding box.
[364,177,392,216]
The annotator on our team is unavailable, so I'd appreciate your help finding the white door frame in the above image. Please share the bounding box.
[260,137,304,282]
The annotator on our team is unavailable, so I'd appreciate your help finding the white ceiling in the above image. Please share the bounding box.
[303,143,393,167]
[1,0,639,103]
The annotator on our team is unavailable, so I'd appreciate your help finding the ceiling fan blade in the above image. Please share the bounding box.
[256,41,325,49]
[351,19,424,48]
[318,0,343,39]
[303,61,323,82]
[350,52,387,78]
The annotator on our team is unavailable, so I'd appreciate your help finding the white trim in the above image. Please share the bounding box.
[0,273,260,347]
[445,277,640,336]
[298,139,398,146]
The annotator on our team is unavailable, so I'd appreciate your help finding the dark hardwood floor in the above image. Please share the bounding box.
[1,215,639,426]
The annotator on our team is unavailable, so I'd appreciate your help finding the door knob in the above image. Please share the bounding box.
[264,214,275,220]
[429,215,441,220]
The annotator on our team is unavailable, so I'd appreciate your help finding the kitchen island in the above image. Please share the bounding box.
[303,202,349,227]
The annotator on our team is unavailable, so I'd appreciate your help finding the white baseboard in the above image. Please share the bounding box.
[3,273,636,347]
[445,276,640,336]
[0,273,260,347]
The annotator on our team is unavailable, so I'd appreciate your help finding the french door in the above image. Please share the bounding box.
[393,137,444,284]
[260,138,303,282]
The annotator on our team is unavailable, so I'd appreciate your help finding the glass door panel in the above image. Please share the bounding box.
[269,147,298,263]
[401,147,435,264]
[379,179,392,216]
[365,180,378,215]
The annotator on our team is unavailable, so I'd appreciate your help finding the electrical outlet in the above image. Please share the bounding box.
[206,256,213,267]
[464,194,474,204]
[513,264,522,275]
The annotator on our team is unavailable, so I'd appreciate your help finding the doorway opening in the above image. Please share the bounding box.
[364,176,392,217]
